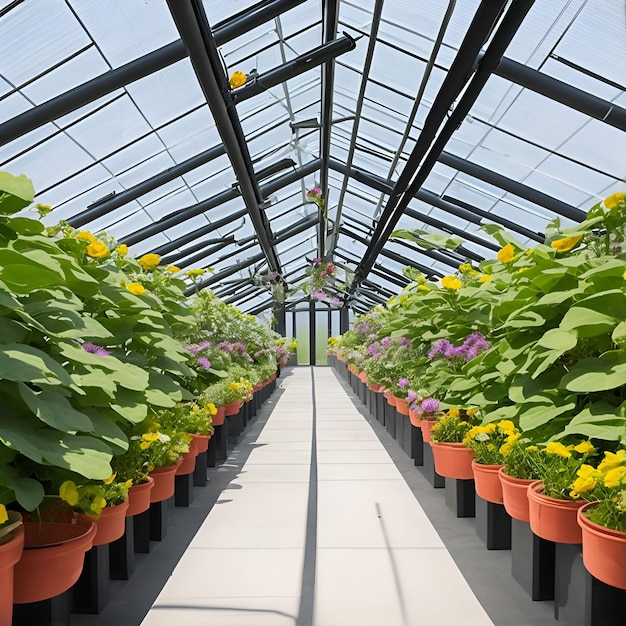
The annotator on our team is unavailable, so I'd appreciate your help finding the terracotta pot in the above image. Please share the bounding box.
[224,400,241,416]
[498,468,534,522]
[336,350,343,361]
[527,480,585,544]
[384,392,396,408]
[76,499,130,546]
[0,517,24,626]
[395,397,410,416]
[358,371,368,384]
[420,419,436,443]
[430,441,475,480]
[212,406,226,426]
[409,409,422,428]
[368,382,383,393]
[176,448,198,476]
[149,459,182,503]
[472,462,505,504]
[189,432,211,454]
[14,518,96,604]
[126,477,154,517]
[578,502,626,590]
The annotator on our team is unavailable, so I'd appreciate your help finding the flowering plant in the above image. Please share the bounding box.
[302,258,343,305]
[571,448,626,531]
[157,402,215,436]
[306,187,325,210]
[431,408,480,443]
[463,420,520,465]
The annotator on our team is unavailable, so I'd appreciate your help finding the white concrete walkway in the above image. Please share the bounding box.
[141,367,494,626]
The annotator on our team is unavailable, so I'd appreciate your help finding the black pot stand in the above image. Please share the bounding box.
[475,496,512,550]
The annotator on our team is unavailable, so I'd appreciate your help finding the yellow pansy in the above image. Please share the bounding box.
[86,241,110,258]
[525,445,538,452]
[497,243,515,263]
[417,285,430,291]
[115,244,128,256]
[496,420,515,434]
[77,231,96,244]
[466,408,479,417]
[441,275,462,290]
[103,473,116,485]
[59,481,80,506]
[604,192,625,209]
[229,71,247,89]
[126,282,145,295]
[447,408,460,418]
[545,441,571,458]
[229,382,240,390]
[185,269,206,277]
[290,342,298,349]
[138,253,160,270]
[0,504,8,525]
[142,433,159,442]
[478,274,492,283]
[417,276,427,284]
[598,449,626,472]
[499,442,514,457]
[458,263,472,273]
[206,402,217,416]
[569,475,597,498]
[573,441,595,454]
[274,340,282,345]
[551,235,583,253]
[603,466,626,488]
[139,441,151,450]
[166,265,180,273]
[90,497,107,515]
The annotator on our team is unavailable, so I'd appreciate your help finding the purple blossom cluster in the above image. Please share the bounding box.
[381,336,392,349]
[82,342,110,356]
[185,341,211,355]
[428,332,489,362]
[420,398,440,416]
[364,341,384,359]
[397,337,412,347]
[397,378,409,389]
[217,341,234,353]
[197,357,211,370]
[311,289,328,301]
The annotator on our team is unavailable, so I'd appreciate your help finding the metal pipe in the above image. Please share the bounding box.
[170,239,236,270]
[161,236,235,265]
[184,251,266,295]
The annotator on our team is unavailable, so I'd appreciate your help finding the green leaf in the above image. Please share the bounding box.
[481,223,525,249]
[560,306,619,338]
[537,328,578,351]
[18,383,94,433]
[110,389,148,423]
[0,317,29,343]
[0,264,64,293]
[391,229,463,251]
[519,401,576,432]
[0,343,73,386]
[85,412,129,454]
[612,321,626,347]
[562,355,626,392]
[556,402,626,442]
[144,372,184,407]
[0,172,34,214]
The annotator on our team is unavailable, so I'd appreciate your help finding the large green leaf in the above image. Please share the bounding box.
[537,328,578,352]
[560,307,618,338]
[519,401,576,432]
[562,355,626,392]
[110,389,148,423]
[85,412,128,454]
[0,264,64,293]
[0,172,34,214]
[0,317,29,343]
[555,402,626,442]
[391,228,463,250]
[144,372,184,407]
[0,466,44,510]
[0,343,73,386]
[18,383,93,433]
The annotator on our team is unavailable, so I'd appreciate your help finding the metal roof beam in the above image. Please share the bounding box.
[224,285,264,305]
[161,237,235,266]
[167,238,237,270]
[346,0,534,296]
[0,0,303,147]
[371,265,409,289]
[495,57,626,133]
[184,251,266,295]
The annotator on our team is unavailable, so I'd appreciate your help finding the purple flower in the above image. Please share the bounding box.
[185,344,200,355]
[381,337,392,349]
[365,342,381,357]
[312,257,321,265]
[397,378,409,389]
[198,341,211,351]
[428,339,452,360]
[217,341,234,353]
[398,337,412,347]
[407,390,418,404]
[420,398,440,415]
[82,343,110,357]
[462,332,490,361]
[197,357,211,370]
[329,296,342,306]
[311,289,327,301]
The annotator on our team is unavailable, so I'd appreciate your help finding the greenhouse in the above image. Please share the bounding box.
[0,0,625,625]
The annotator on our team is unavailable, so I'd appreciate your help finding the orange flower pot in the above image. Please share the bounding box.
[368,382,383,392]
[175,448,198,476]
[189,432,211,454]
[395,397,410,416]
[420,419,436,443]
[126,477,154,517]
[527,481,585,544]
[224,400,241,416]
[212,406,226,426]
[14,518,96,604]
[384,392,396,408]
[498,468,533,522]
[409,409,422,428]
[149,459,182,503]
[578,503,626,590]
[76,499,130,546]
[358,371,368,384]
[430,441,475,480]
[0,521,24,626]
[472,462,505,504]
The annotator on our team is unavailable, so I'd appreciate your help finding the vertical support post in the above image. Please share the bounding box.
[275,304,286,336]
[339,306,349,333]
[309,298,316,365]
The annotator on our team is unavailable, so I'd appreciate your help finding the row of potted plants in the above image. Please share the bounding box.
[0,170,295,624]
[330,191,626,591]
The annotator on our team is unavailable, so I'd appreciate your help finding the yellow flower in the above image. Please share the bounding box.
[573,441,595,455]
[274,340,282,345]
[139,441,151,450]
[0,504,8,525]
[90,497,107,515]
[59,481,80,506]
[458,263,472,273]
[551,235,583,253]
[290,342,298,350]
[142,433,159,442]
[441,275,462,290]
[138,253,160,270]
[86,241,110,258]
[166,265,180,273]
[623,271,626,280]
[500,442,515,457]
[126,282,145,295]
[603,466,626,488]
[77,231,96,244]
[598,449,626,472]
[447,408,460,418]
[229,382,240,390]
[478,274,492,283]
[569,475,597,498]
[497,243,515,263]
[35,203,52,216]
[417,285,430,291]
[417,276,427,284]
[525,445,538,452]
[229,71,247,89]
[604,192,625,209]
[115,244,128,256]
[466,408,479,417]
[496,420,515,433]
[206,403,217,416]
[103,473,116,485]
[185,269,206,277]
[545,441,571,458]
[576,464,599,480]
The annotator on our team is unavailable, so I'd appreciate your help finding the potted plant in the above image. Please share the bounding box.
[0,508,23,626]
[430,408,479,479]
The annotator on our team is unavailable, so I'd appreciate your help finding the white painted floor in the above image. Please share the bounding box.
[141,367,494,626]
